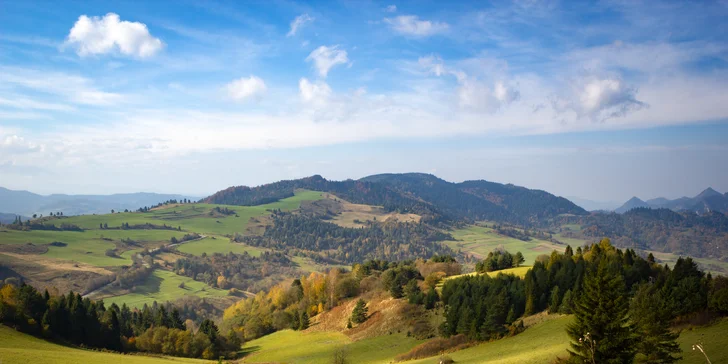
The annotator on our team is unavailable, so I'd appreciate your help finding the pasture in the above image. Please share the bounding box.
[241,330,421,364]
[444,225,564,265]
[175,236,268,257]
[98,270,228,309]
[0,325,208,364]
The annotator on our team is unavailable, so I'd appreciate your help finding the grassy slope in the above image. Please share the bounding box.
[444,225,564,265]
[100,270,227,309]
[677,318,728,364]
[242,330,422,364]
[176,236,267,257]
[0,325,207,364]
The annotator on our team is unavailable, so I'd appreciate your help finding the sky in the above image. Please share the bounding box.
[0,0,727,202]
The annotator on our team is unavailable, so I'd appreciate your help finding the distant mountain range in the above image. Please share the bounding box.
[0,187,198,217]
[615,188,728,214]
[566,196,621,212]
[204,173,587,225]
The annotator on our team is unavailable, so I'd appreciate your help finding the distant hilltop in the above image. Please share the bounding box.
[615,187,728,214]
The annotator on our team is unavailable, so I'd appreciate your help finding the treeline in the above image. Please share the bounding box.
[475,250,525,273]
[136,198,195,212]
[203,175,445,223]
[173,251,298,293]
[211,207,236,216]
[170,233,201,244]
[238,212,453,264]
[441,239,728,360]
[557,208,728,259]
[1,217,82,232]
[223,256,460,340]
[0,283,240,359]
[99,222,181,231]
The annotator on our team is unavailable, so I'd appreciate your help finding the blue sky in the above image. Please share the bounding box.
[0,0,727,203]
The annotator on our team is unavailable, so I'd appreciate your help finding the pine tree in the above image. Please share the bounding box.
[390,283,404,299]
[631,284,681,363]
[351,299,368,324]
[567,261,636,363]
[549,286,561,313]
[299,311,310,330]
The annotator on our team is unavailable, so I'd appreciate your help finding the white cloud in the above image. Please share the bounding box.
[306,45,349,77]
[299,78,331,107]
[385,5,397,13]
[287,13,314,37]
[0,67,124,106]
[1,135,43,154]
[226,76,267,101]
[384,15,448,37]
[555,76,646,122]
[65,13,164,58]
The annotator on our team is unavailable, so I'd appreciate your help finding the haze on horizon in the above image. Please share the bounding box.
[1,1,727,202]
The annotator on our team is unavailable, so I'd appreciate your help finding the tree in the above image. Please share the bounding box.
[514,252,525,267]
[299,311,309,330]
[567,261,636,363]
[331,346,349,364]
[351,299,368,324]
[631,284,681,363]
[390,283,404,299]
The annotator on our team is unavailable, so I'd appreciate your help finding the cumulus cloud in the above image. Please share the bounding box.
[65,13,163,58]
[226,76,267,101]
[556,76,647,122]
[306,45,349,78]
[287,13,314,37]
[299,78,331,107]
[384,15,448,37]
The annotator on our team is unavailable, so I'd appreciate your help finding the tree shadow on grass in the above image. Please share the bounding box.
[238,345,261,358]
[132,272,163,295]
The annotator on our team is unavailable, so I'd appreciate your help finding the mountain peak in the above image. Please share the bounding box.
[696,187,722,199]
[615,196,649,214]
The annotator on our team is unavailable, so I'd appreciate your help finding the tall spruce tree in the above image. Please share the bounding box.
[351,299,368,324]
[567,260,636,363]
[630,283,681,363]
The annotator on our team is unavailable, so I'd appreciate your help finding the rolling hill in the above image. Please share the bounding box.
[204,173,587,226]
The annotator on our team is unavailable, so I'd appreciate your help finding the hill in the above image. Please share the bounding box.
[0,325,208,364]
[205,173,587,226]
[0,186,197,217]
[0,212,27,224]
[616,188,728,214]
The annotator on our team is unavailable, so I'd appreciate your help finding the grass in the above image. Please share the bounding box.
[677,318,728,363]
[52,190,324,236]
[176,236,267,257]
[100,270,228,309]
[438,266,532,291]
[241,330,422,364]
[0,324,208,364]
[292,256,349,273]
[444,225,565,265]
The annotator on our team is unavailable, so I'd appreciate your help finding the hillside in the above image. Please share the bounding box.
[615,197,650,213]
[0,325,208,364]
[0,186,197,217]
[205,173,587,226]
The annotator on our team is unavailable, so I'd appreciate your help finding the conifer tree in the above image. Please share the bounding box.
[631,284,681,363]
[567,261,636,363]
[351,299,368,324]
[299,311,310,330]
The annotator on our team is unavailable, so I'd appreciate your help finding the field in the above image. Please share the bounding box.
[175,236,268,257]
[444,225,565,265]
[95,270,228,309]
[437,266,532,291]
[242,330,422,364]
[0,325,208,364]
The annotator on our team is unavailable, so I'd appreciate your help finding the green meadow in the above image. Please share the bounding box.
[444,225,565,265]
[54,190,324,236]
[100,270,228,309]
[242,330,422,364]
[176,236,268,257]
[0,325,209,364]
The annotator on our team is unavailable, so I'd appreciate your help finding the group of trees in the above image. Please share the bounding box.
[475,250,525,273]
[136,198,195,212]
[440,239,728,362]
[0,282,240,359]
[173,251,298,292]
[170,233,201,244]
[1,217,82,232]
[239,212,453,264]
[98,222,181,231]
[557,207,728,259]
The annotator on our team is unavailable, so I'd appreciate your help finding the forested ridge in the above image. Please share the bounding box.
[238,211,454,264]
